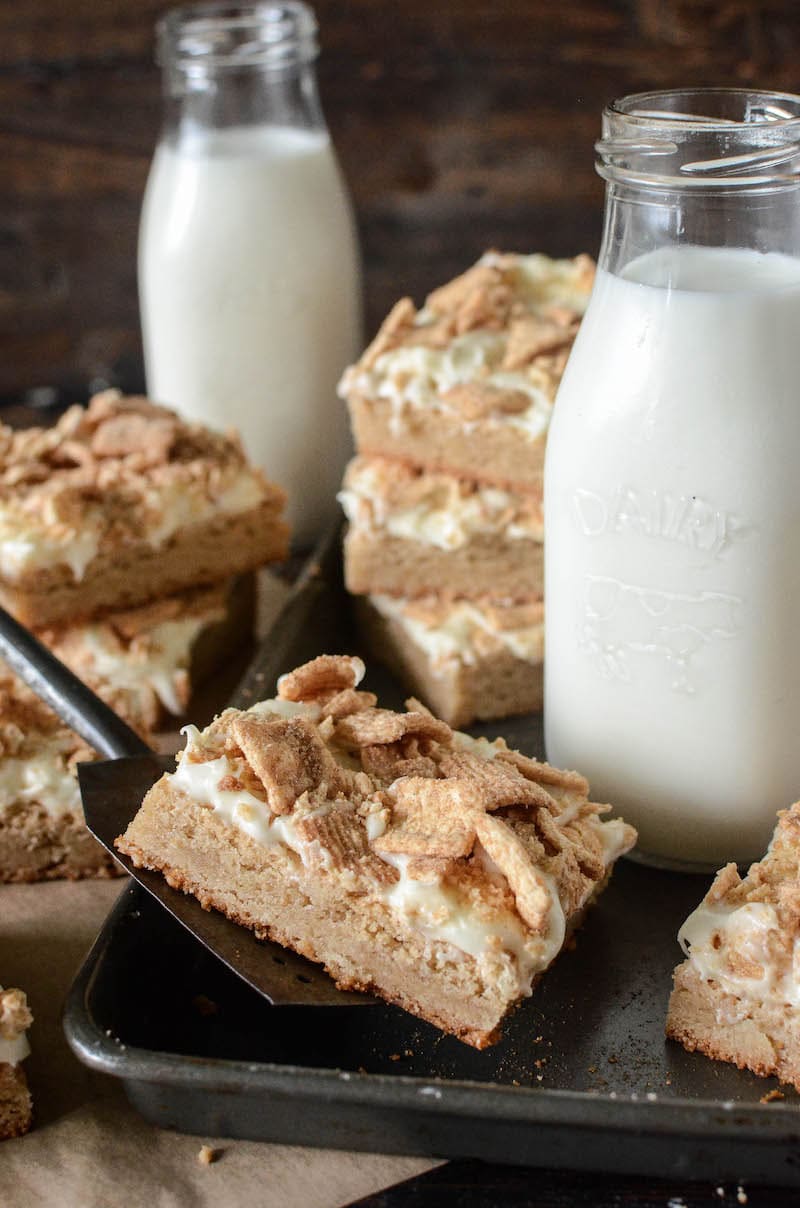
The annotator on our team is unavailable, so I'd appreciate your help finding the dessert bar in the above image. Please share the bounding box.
[0,390,288,627]
[0,986,32,1139]
[358,594,543,728]
[338,252,594,492]
[41,575,255,733]
[667,802,800,1088]
[340,456,543,600]
[117,654,635,1047]
[0,676,118,883]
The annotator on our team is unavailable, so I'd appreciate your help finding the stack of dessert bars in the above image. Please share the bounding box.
[338,251,594,727]
[0,390,289,882]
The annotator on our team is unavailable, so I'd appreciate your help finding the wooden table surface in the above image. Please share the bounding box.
[3,1,800,396]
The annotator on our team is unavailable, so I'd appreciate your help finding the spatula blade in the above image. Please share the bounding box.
[79,755,374,1008]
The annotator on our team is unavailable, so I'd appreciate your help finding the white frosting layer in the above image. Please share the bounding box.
[479,251,594,313]
[380,849,551,994]
[679,898,800,1007]
[353,338,555,441]
[0,1031,30,1066]
[171,735,307,854]
[0,749,80,819]
[586,815,633,865]
[0,527,99,581]
[370,594,544,670]
[0,472,265,583]
[145,475,264,549]
[74,615,209,717]
[339,463,542,550]
[451,731,503,761]
[0,987,31,1066]
[249,697,322,722]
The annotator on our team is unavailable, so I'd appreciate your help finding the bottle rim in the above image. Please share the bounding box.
[157,1,318,72]
[597,88,800,190]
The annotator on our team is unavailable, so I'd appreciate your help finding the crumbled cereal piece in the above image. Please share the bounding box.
[231,714,344,814]
[277,655,365,702]
[335,707,451,749]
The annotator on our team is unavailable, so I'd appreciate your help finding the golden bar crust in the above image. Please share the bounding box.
[0,391,288,626]
[0,804,119,883]
[117,654,635,1048]
[666,803,800,1088]
[344,527,543,601]
[356,595,543,728]
[347,395,545,495]
[338,252,594,491]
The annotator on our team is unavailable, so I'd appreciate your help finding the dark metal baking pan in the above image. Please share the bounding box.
[64,525,800,1184]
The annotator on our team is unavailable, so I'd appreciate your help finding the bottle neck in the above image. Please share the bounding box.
[157,2,323,141]
[161,59,325,141]
[596,88,800,277]
[598,179,800,277]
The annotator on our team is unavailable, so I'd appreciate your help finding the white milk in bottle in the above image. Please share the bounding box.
[544,89,800,868]
[138,4,362,545]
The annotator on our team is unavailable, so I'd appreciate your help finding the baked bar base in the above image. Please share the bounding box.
[666,959,800,1090]
[0,1063,31,1140]
[357,597,543,728]
[344,529,544,600]
[348,394,545,493]
[118,782,531,1048]
[0,804,120,884]
[0,500,288,628]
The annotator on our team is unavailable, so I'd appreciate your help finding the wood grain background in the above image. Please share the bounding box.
[1,0,800,397]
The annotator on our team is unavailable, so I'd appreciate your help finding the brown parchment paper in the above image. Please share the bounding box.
[0,878,436,1208]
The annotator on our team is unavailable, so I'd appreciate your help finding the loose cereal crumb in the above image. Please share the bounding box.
[198,1145,219,1166]
[389,1053,401,1062]
[737,1186,748,1205]
[760,1088,784,1103]
[192,994,219,1017]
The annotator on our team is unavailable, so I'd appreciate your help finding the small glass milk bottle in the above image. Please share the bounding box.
[138,2,363,545]
[544,89,800,870]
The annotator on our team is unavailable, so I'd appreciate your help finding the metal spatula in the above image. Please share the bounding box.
[0,603,371,1008]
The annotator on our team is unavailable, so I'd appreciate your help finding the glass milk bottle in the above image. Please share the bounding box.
[139,2,362,545]
[544,89,800,870]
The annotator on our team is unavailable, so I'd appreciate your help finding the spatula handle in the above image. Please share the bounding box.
[0,605,151,760]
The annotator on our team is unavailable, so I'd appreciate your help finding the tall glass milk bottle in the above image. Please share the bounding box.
[544,89,800,870]
[139,2,362,545]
